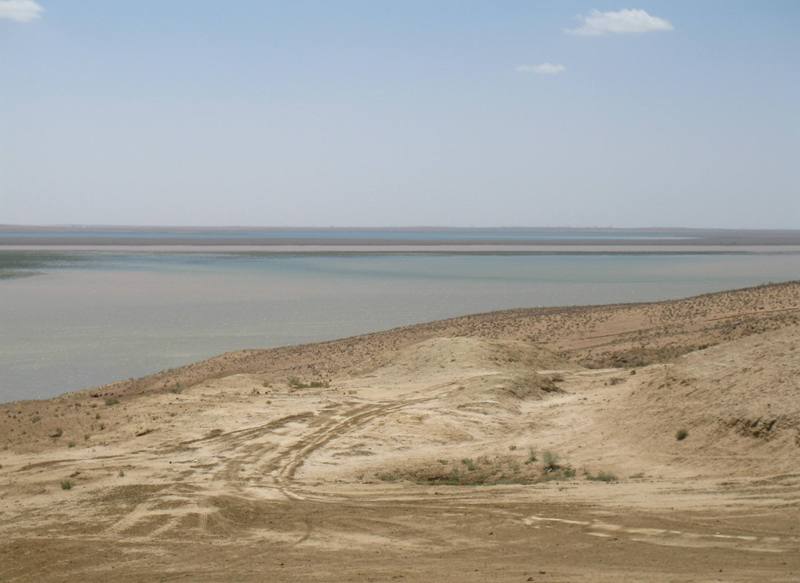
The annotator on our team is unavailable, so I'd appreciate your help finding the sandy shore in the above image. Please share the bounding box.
[1,282,799,581]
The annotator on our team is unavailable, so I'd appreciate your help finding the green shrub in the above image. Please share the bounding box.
[586,471,617,482]
[542,450,560,471]
[377,452,577,486]
[288,377,329,389]
[676,429,689,441]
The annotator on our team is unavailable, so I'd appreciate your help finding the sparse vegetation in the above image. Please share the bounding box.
[542,450,560,471]
[540,451,576,479]
[376,450,575,486]
[553,466,576,479]
[49,428,63,438]
[676,429,689,441]
[60,480,73,490]
[288,377,330,389]
[586,471,617,482]
[507,373,561,397]
[104,397,120,406]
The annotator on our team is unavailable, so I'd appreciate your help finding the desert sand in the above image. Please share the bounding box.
[1,282,799,582]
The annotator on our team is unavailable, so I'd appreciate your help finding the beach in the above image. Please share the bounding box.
[1,282,799,581]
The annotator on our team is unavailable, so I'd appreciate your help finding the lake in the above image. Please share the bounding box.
[2,230,800,401]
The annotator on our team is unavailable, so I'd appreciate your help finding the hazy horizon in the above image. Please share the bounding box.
[4,224,800,230]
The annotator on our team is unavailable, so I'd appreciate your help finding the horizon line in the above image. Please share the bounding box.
[2,224,799,232]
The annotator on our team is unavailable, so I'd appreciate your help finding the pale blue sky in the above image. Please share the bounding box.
[1,1,798,227]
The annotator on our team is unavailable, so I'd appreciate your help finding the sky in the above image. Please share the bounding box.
[1,1,798,228]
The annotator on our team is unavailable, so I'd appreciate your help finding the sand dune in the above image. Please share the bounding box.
[1,282,799,581]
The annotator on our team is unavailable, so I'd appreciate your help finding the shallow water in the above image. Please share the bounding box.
[2,251,799,402]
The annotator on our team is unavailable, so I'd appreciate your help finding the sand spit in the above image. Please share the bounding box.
[1,282,799,581]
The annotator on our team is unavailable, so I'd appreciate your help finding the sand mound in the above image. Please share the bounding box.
[367,336,567,380]
[616,325,800,474]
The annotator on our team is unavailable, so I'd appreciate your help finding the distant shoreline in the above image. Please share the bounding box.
[3,244,800,254]
[3,226,800,248]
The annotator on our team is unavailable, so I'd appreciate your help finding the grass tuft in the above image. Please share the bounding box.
[288,377,330,389]
[586,471,617,482]
[376,449,576,486]
[542,450,560,471]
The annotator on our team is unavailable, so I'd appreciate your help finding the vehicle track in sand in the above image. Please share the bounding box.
[97,379,466,541]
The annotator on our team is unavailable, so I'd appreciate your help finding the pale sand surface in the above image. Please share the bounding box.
[1,282,799,581]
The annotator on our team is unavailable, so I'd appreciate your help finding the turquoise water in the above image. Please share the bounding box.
[1,251,799,402]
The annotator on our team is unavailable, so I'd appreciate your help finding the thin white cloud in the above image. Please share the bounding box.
[0,0,43,22]
[566,9,673,36]
[516,63,566,75]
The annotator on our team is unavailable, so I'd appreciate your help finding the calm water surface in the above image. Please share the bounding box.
[2,251,799,401]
